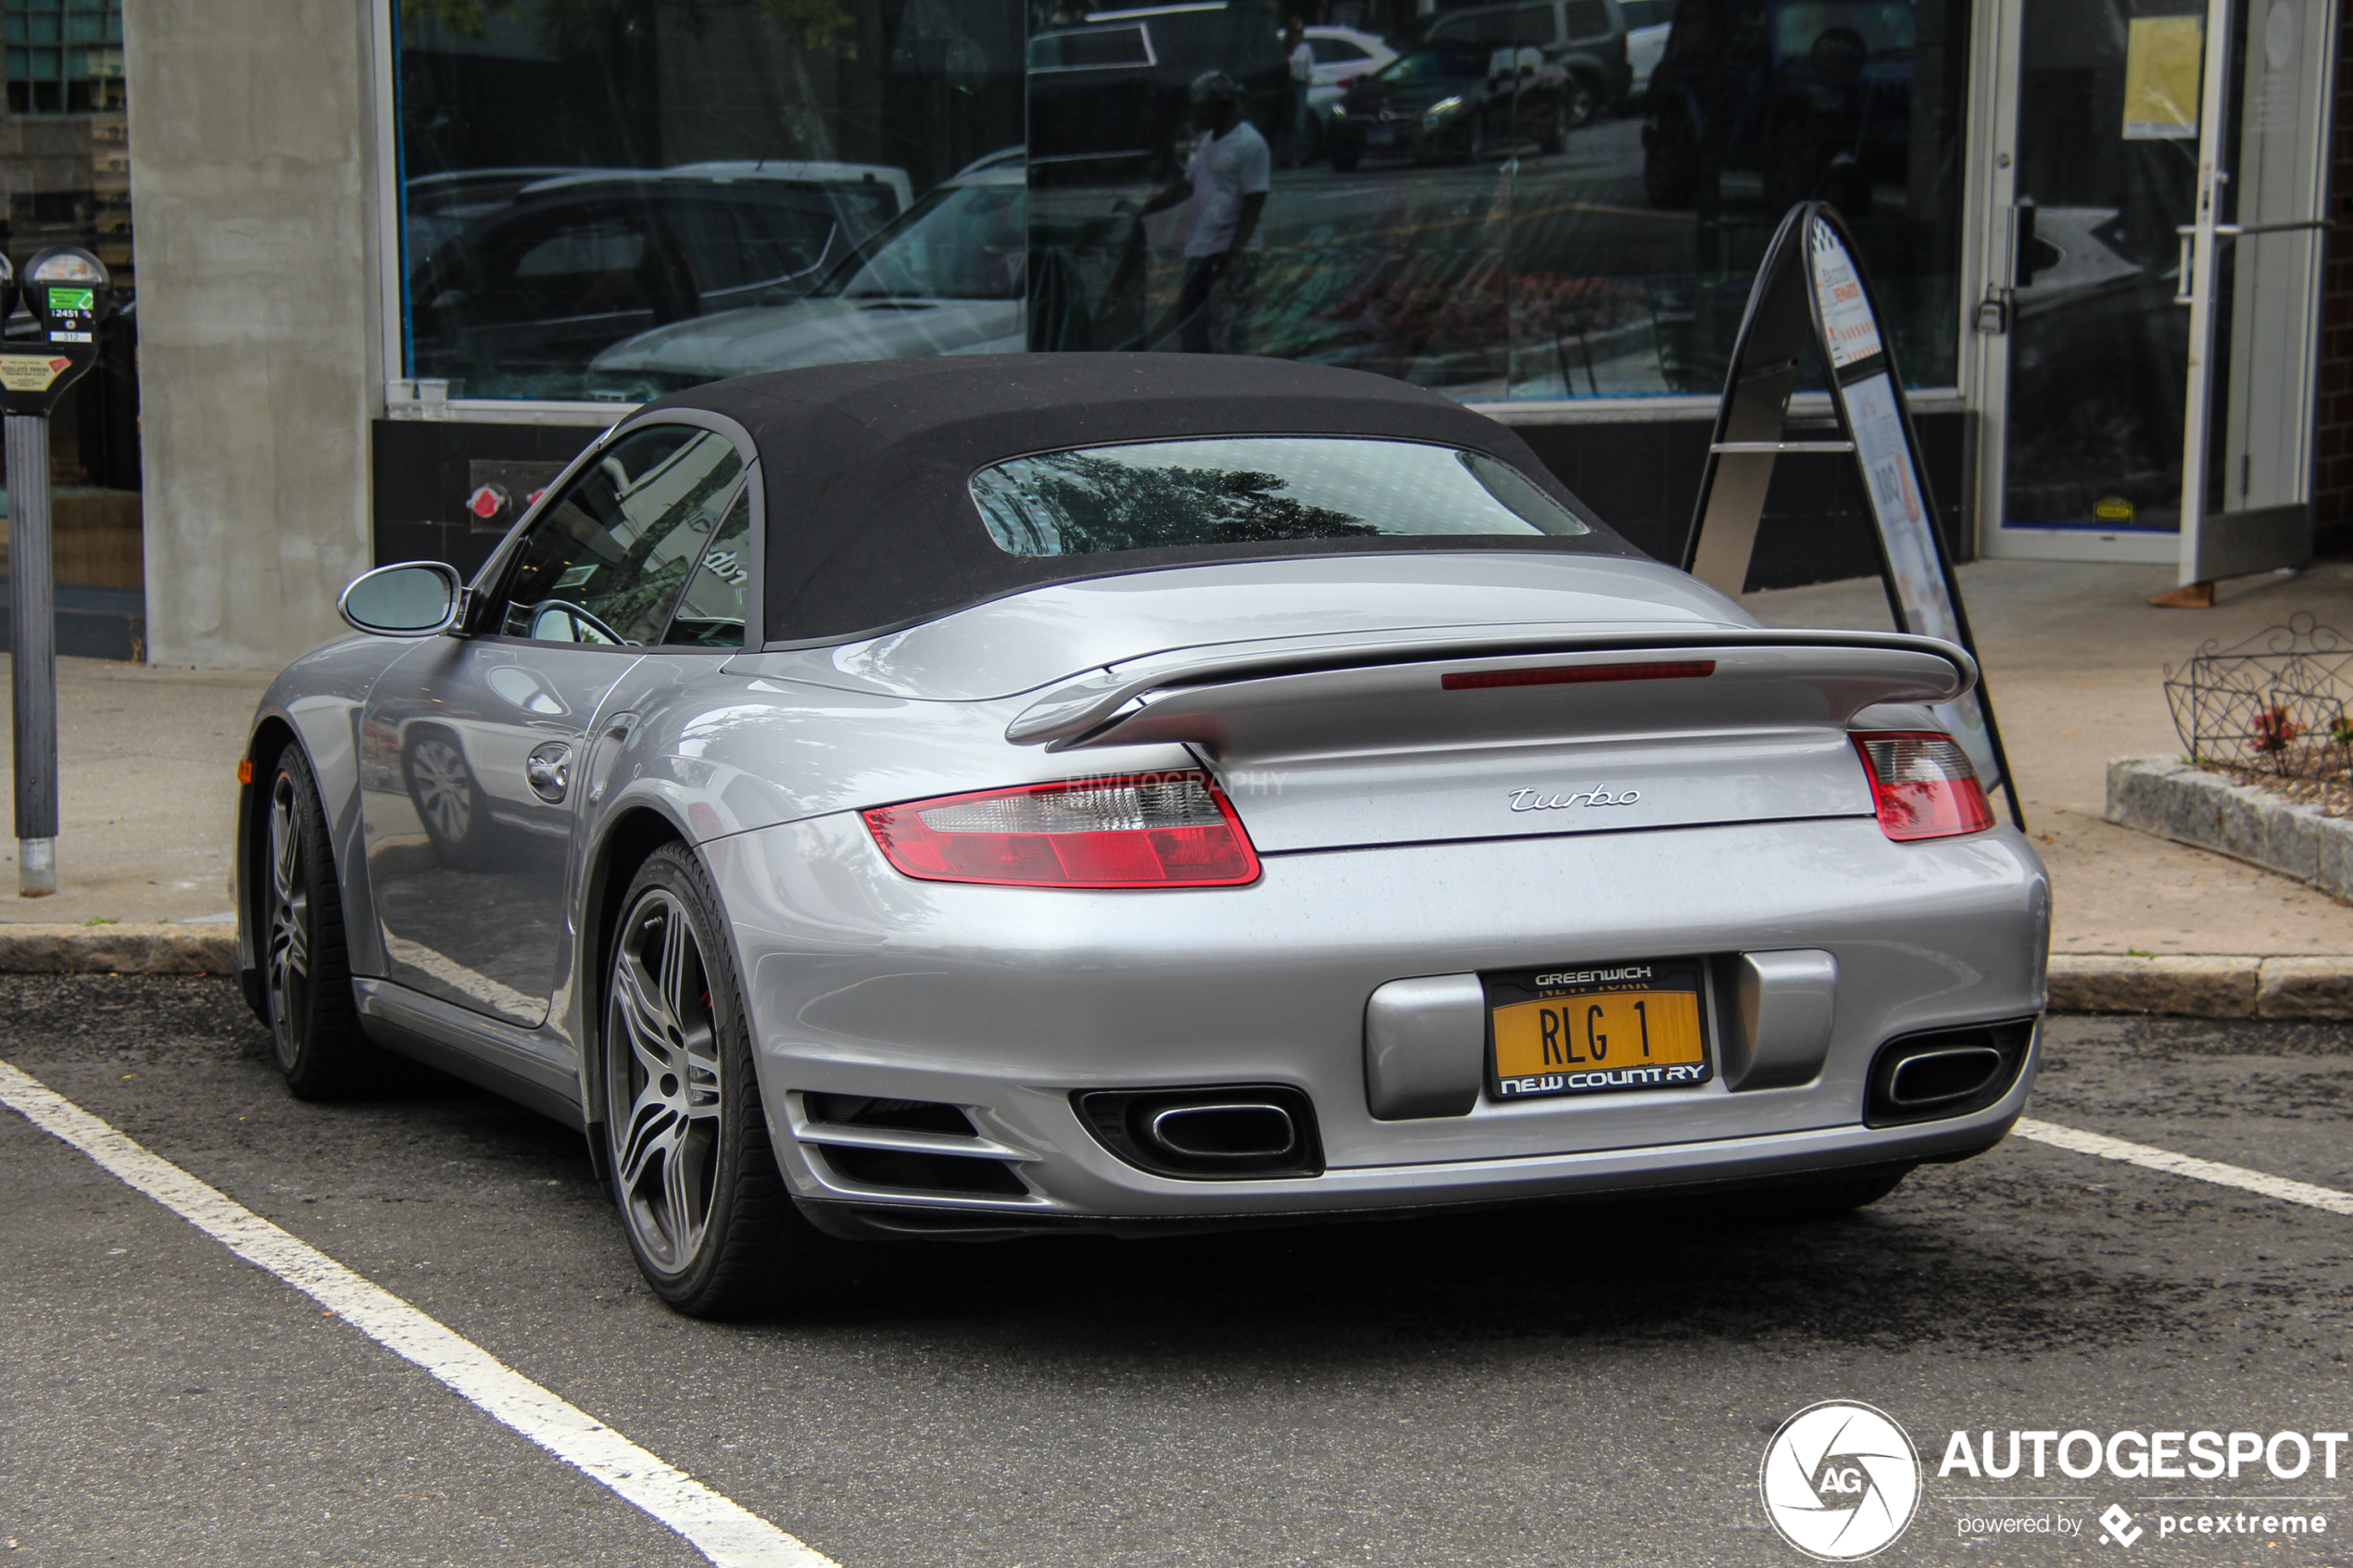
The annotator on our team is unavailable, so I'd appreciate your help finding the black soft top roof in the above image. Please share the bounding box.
[639,353,1636,646]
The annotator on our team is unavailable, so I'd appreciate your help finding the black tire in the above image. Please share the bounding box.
[1330,145,1361,173]
[1538,98,1569,155]
[403,727,492,866]
[600,842,883,1317]
[261,745,377,1099]
[1562,73,1600,130]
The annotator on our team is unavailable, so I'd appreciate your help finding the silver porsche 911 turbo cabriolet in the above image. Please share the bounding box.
[236,354,2048,1316]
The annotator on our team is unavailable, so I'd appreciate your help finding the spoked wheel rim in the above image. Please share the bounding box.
[607,889,724,1275]
[265,771,311,1067]
[409,737,473,843]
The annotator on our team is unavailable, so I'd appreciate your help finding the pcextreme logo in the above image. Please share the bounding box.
[1760,1400,1922,1561]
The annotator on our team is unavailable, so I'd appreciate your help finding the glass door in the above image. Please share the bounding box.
[1982,0,2334,571]
[1987,0,2203,562]
[2178,0,2334,585]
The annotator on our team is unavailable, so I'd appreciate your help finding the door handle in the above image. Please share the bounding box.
[526,740,573,803]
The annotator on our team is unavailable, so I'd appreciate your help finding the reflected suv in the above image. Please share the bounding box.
[1419,0,1632,123]
[408,163,910,399]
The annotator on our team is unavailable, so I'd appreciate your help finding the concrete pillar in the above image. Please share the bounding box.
[124,0,382,668]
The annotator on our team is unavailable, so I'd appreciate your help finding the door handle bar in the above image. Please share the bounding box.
[2173,220,2335,304]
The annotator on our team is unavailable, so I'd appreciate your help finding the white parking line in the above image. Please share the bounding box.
[2014,1117,2353,1216]
[0,1060,837,1568]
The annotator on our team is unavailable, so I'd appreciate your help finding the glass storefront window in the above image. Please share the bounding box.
[394,0,1970,405]
[396,0,1026,401]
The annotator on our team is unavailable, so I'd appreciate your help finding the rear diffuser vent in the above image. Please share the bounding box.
[803,1094,976,1137]
[817,1145,1029,1198]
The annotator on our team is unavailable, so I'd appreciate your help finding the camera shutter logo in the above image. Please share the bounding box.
[1759,1400,1921,1560]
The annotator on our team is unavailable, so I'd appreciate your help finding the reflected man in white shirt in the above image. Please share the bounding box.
[1139,70,1270,354]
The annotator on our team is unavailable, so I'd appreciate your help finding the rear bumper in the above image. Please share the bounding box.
[706,812,2048,1232]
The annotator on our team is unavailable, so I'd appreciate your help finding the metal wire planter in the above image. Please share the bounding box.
[2164,613,2353,780]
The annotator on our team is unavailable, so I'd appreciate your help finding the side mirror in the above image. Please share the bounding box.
[338,562,462,637]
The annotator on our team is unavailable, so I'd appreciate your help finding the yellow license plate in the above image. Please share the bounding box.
[1489,961,1710,1100]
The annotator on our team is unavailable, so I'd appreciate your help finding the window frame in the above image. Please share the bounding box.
[462,408,764,654]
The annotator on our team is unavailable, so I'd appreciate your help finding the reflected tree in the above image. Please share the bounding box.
[1001,454,1379,553]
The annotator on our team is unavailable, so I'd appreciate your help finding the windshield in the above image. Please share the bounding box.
[1378,44,1493,82]
[970,436,1591,557]
[814,177,1026,302]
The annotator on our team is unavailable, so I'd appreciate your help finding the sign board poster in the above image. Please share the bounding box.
[2122,15,2203,139]
[1804,218,2005,795]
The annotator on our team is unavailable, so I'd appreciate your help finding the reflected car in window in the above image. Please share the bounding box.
[1617,0,1676,94]
[245,357,2045,1321]
[1325,42,1575,169]
[1299,24,1402,120]
[1026,0,1290,184]
[1416,0,1632,121]
[584,154,1027,398]
[408,163,912,399]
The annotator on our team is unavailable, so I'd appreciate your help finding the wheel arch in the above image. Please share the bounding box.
[235,716,302,1022]
[574,803,693,1148]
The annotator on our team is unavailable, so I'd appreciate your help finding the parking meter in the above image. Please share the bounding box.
[0,246,108,415]
[2,245,112,895]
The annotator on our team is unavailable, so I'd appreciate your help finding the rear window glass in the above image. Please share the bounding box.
[969,436,1591,557]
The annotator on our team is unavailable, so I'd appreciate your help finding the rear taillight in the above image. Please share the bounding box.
[862,770,1260,888]
[1852,732,1995,842]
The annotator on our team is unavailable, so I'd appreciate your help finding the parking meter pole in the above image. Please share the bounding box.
[0,245,116,901]
[6,409,55,895]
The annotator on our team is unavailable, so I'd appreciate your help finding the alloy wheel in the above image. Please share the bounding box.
[409,736,474,843]
[265,771,311,1066]
[607,888,724,1274]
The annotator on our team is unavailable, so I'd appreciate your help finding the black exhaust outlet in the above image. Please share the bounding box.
[1866,1018,2037,1127]
[1075,1085,1323,1180]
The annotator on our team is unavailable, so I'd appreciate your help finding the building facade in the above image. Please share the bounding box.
[124,0,2344,667]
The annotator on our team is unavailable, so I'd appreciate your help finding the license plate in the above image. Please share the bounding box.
[1366,124,1395,144]
[1486,958,1711,1100]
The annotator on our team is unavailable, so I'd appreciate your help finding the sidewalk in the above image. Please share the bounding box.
[0,653,272,927]
[4,558,2351,989]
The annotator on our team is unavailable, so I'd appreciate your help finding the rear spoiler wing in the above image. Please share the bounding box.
[1005,625,1977,757]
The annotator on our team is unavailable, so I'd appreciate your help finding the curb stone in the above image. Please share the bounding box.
[2107,755,2353,900]
[0,923,236,975]
[2047,953,2353,1020]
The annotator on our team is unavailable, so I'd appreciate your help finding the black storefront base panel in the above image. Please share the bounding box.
[0,583,145,661]
[371,407,1974,599]
[372,418,615,582]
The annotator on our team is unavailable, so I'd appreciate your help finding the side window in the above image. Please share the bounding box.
[502,211,654,322]
[494,425,745,646]
[662,485,754,648]
[1311,37,1369,62]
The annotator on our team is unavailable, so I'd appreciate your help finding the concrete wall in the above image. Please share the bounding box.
[125,0,380,668]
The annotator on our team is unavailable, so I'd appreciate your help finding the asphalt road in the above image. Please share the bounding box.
[3,977,2349,1567]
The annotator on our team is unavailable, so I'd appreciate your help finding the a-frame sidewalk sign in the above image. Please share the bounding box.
[1682,200,2023,831]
